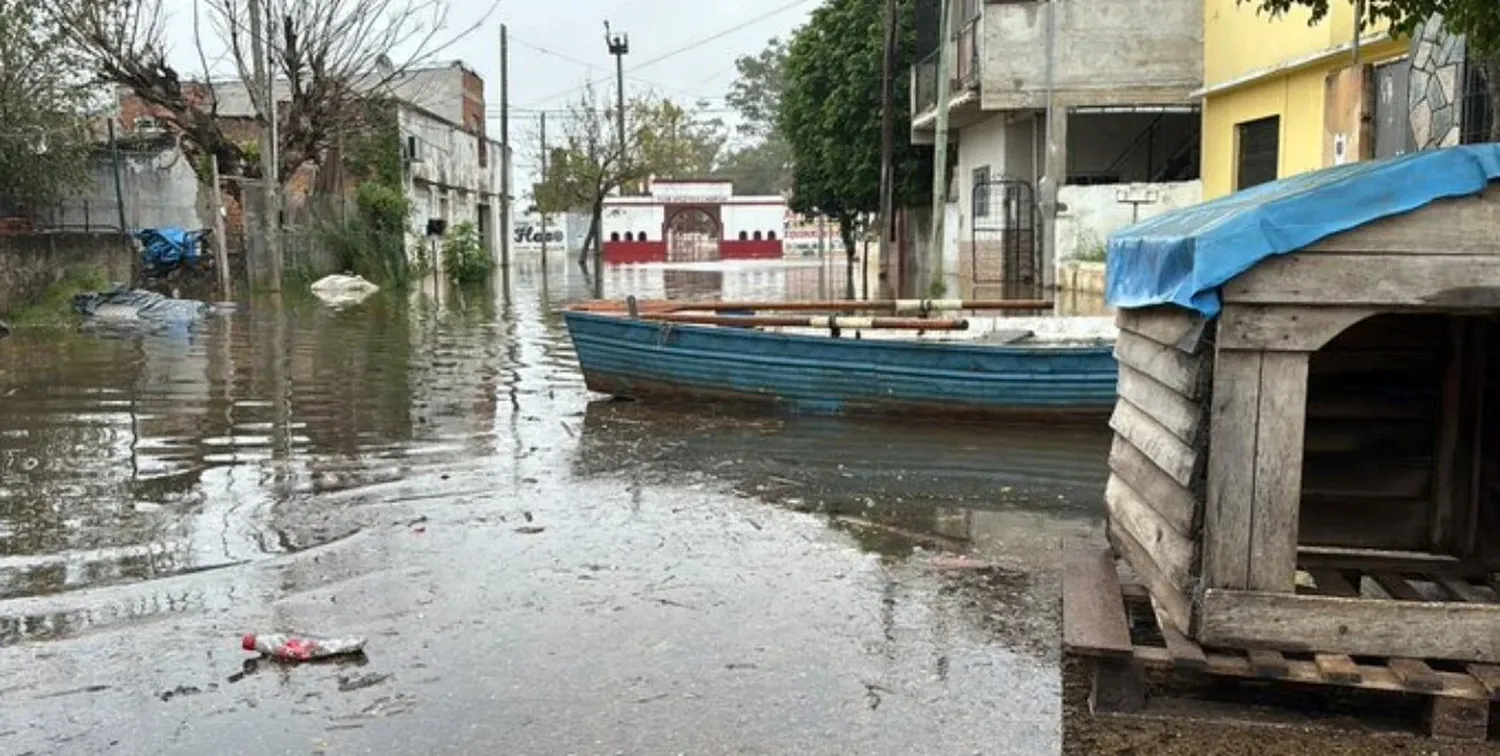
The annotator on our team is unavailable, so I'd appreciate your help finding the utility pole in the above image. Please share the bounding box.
[605,21,629,188]
[539,112,549,263]
[211,155,230,299]
[927,0,953,297]
[266,12,282,288]
[105,116,128,237]
[878,0,898,299]
[500,23,512,274]
[603,22,629,299]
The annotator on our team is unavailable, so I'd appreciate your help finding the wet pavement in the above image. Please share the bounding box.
[0,256,1112,755]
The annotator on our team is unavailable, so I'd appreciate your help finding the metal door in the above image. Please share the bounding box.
[970,178,1039,286]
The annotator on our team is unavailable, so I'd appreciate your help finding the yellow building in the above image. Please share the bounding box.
[1198,0,1411,199]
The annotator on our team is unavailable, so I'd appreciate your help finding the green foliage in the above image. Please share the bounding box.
[344,99,404,186]
[780,0,932,222]
[532,87,726,216]
[1243,0,1500,59]
[318,181,414,285]
[0,0,94,206]
[727,38,788,141]
[7,265,109,325]
[441,221,490,285]
[714,38,794,195]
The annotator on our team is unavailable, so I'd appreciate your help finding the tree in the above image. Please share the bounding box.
[715,37,793,196]
[532,87,724,265]
[1245,0,1500,140]
[780,0,931,293]
[52,0,483,191]
[0,0,94,209]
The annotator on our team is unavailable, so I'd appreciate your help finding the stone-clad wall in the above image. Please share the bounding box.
[1408,15,1467,149]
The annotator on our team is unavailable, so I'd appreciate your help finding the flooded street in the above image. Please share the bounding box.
[0,256,1111,755]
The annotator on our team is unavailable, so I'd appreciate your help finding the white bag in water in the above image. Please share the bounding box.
[310,274,379,308]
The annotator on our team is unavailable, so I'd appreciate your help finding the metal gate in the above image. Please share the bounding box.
[665,208,720,263]
[971,178,1039,286]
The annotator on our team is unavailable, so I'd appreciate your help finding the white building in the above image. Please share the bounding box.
[601,179,788,264]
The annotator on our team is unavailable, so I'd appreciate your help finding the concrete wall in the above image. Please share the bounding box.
[0,233,133,316]
[721,204,786,239]
[602,204,663,240]
[1199,41,1406,198]
[1054,180,1201,264]
[1203,0,1381,88]
[980,0,1203,110]
[47,148,203,232]
[401,105,504,266]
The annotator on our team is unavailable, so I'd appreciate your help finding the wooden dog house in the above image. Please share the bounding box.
[1105,146,1500,665]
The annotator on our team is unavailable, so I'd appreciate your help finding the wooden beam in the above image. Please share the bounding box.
[1387,657,1444,692]
[1247,648,1290,677]
[1304,185,1500,256]
[1107,435,1199,538]
[1116,363,1205,447]
[1223,253,1500,308]
[1105,474,1195,591]
[1216,304,1375,352]
[1296,545,1461,574]
[1314,653,1362,683]
[1114,331,1208,400]
[1247,352,1309,592]
[1133,645,1490,698]
[1200,588,1500,662]
[1115,307,1210,354]
[1203,351,1262,590]
[1306,567,1359,597]
[1062,540,1133,659]
[1109,399,1200,490]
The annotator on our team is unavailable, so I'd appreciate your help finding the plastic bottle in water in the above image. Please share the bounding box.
[242,633,367,662]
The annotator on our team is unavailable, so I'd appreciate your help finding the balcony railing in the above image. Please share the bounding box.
[913,51,939,116]
[911,15,982,119]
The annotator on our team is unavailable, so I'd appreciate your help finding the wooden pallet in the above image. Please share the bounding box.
[1063,540,1500,742]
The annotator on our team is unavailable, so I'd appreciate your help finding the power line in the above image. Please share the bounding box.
[518,0,816,108]
[507,34,715,102]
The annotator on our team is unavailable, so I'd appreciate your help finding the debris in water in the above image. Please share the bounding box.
[337,673,391,692]
[930,555,997,571]
[515,525,545,535]
[158,684,203,702]
[310,274,379,308]
[243,633,367,662]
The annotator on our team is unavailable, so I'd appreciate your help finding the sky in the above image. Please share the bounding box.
[158,0,818,189]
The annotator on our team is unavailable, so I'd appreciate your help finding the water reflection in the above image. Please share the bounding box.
[0,252,1109,611]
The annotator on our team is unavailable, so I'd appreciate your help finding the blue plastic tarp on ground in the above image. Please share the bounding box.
[135,227,201,268]
[1105,144,1500,317]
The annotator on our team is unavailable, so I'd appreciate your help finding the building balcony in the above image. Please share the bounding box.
[910,0,1203,141]
[911,15,984,141]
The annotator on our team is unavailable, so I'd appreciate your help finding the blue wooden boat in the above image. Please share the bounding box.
[562,309,1119,421]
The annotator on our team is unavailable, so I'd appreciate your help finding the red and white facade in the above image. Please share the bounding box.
[601,179,787,264]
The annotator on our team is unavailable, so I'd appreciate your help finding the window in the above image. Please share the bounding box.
[972,165,991,218]
[753,230,763,240]
[767,231,777,240]
[624,231,634,241]
[610,232,621,242]
[1235,116,1280,191]
[638,230,649,241]
[738,230,748,240]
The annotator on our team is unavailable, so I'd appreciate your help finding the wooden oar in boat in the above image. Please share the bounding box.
[571,298,1050,314]
[636,312,969,330]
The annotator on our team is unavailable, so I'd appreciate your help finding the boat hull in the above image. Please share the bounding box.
[563,311,1119,421]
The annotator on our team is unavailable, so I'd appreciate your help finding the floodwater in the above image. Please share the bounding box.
[0,255,1112,755]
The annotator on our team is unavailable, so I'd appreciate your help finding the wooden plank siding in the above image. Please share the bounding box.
[1105,309,1212,634]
